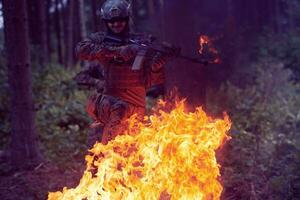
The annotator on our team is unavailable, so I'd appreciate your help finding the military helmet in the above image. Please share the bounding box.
[101,0,131,21]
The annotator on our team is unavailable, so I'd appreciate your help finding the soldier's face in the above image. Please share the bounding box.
[107,20,127,34]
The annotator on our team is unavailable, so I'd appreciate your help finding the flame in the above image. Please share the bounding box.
[48,100,231,200]
[199,35,221,64]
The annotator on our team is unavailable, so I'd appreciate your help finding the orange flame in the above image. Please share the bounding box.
[48,100,231,200]
[199,35,221,64]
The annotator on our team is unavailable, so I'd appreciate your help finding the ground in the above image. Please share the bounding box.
[0,160,85,200]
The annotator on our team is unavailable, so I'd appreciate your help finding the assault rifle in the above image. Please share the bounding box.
[103,35,210,70]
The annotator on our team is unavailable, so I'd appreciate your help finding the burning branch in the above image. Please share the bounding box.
[199,35,222,64]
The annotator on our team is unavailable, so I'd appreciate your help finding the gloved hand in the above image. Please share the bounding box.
[151,52,167,72]
[118,44,140,61]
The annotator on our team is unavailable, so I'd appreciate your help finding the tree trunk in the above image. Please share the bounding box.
[91,0,104,32]
[26,0,39,44]
[250,0,260,31]
[26,0,48,65]
[66,0,75,68]
[159,0,165,39]
[76,0,89,67]
[287,1,295,31]
[163,0,207,106]
[129,0,139,30]
[78,0,87,39]
[61,0,68,67]
[274,0,282,33]
[3,0,42,169]
[91,0,98,32]
[38,0,48,63]
[73,0,81,63]
[55,0,63,64]
[286,1,296,31]
[46,0,52,61]
[146,0,163,37]
[147,0,155,15]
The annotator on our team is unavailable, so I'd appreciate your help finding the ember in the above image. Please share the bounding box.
[48,100,231,200]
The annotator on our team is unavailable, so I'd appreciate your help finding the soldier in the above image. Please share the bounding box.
[76,0,168,145]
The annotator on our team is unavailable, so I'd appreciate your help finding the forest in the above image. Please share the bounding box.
[0,0,299,199]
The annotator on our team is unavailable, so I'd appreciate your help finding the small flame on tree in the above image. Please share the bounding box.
[48,98,231,200]
[199,35,221,64]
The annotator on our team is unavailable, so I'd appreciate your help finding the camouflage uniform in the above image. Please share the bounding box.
[74,61,105,92]
[74,61,106,147]
[76,18,166,145]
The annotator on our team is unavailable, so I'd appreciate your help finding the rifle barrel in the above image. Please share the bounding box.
[105,35,209,66]
[178,55,208,65]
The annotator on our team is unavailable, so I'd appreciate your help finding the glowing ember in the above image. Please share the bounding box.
[48,100,231,200]
[199,35,221,64]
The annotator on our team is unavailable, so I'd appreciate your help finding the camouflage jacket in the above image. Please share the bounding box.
[74,61,105,92]
[75,32,166,106]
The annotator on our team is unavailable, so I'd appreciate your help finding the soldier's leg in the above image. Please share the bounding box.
[129,105,146,121]
[85,93,104,147]
[87,125,103,149]
[102,103,146,144]
[101,99,129,144]
[95,95,146,144]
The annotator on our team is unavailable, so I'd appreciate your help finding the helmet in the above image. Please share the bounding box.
[101,0,131,21]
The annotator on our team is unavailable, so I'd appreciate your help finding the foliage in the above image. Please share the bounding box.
[33,64,91,165]
[208,60,300,199]
[253,31,300,82]
[0,63,91,166]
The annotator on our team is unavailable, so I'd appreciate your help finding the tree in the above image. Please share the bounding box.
[54,0,63,64]
[3,0,42,168]
[74,0,85,55]
[162,0,207,106]
[46,0,53,60]
[38,0,49,63]
[78,0,87,39]
[26,0,48,65]
[66,0,75,68]
[91,0,105,32]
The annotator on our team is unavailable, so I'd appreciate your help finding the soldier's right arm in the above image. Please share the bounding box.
[74,63,105,91]
[76,32,121,62]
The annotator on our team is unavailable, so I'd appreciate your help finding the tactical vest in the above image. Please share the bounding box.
[105,60,146,90]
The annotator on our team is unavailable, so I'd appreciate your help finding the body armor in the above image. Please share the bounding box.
[106,60,145,89]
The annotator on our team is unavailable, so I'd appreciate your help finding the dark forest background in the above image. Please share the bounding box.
[0,0,300,199]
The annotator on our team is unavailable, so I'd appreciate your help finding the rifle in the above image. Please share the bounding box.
[104,35,210,70]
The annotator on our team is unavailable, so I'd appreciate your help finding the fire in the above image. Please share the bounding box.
[48,100,231,200]
[199,35,221,64]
